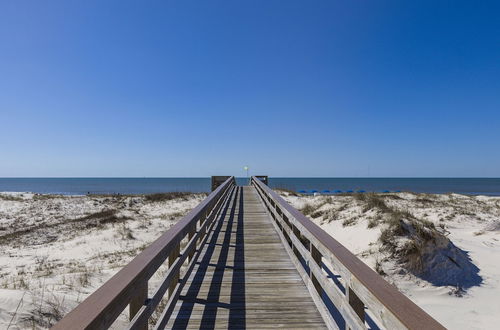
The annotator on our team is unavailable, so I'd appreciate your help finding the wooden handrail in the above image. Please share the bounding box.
[251,176,445,330]
[52,177,235,330]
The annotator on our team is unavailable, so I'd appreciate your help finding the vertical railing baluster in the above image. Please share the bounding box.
[347,285,365,328]
[188,224,196,262]
[199,209,208,241]
[310,244,323,295]
[129,281,148,329]
[292,225,301,257]
[169,243,180,297]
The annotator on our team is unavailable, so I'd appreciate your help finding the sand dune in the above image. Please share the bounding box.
[278,190,500,329]
[0,190,499,329]
[0,192,206,329]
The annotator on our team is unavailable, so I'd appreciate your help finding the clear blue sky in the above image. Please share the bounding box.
[1,1,499,177]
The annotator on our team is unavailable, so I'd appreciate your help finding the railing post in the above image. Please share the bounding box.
[347,285,365,327]
[169,242,180,296]
[310,244,323,295]
[188,224,196,262]
[129,281,148,329]
[292,225,301,256]
[211,176,231,191]
[198,210,208,243]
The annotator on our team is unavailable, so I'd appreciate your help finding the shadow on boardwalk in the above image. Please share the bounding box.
[172,187,246,329]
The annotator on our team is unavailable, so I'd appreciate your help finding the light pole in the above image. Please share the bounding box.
[244,166,249,184]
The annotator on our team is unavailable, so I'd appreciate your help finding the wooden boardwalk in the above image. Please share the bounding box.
[53,177,444,330]
[167,186,327,329]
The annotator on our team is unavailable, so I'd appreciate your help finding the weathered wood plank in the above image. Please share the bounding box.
[165,186,327,329]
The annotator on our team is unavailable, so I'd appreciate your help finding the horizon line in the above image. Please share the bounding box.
[1,176,499,179]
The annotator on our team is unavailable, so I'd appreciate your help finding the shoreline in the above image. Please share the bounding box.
[3,190,500,198]
[2,177,500,196]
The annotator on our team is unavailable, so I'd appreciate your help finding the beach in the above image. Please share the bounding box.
[279,190,500,329]
[0,192,206,329]
[3,0,499,328]
[0,190,499,329]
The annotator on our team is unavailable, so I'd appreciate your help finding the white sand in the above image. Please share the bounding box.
[1,190,499,329]
[0,192,206,329]
[279,191,500,329]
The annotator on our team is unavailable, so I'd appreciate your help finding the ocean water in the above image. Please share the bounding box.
[0,178,499,196]
[269,178,500,196]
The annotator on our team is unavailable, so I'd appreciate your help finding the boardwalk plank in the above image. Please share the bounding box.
[165,186,326,329]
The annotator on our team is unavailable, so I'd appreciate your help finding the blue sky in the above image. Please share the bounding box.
[0,1,499,177]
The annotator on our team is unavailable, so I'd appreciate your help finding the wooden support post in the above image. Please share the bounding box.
[274,207,281,226]
[292,226,301,257]
[282,227,292,248]
[169,243,180,297]
[310,244,323,295]
[347,286,365,327]
[211,176,230,191]
[198,211,207,243]
[281,215,288,234]
[255,175,268,185]
[188,225,196,262]
[129,282,148,329]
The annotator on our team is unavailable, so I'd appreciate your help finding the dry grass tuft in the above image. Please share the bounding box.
[0,209,130,246]
[21,294,66,328]
[367,217,380,228]
[0,194,23,202]
[301,203,315,216]
[355,193,390,213]
[117,223,135,240]
[342,218,356,227]
[310,209,326,218]
[145,192,193,202]
[32,194,64,200]
[379,207,440,272]
[275,188,300,196]
[375,259,386,275]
